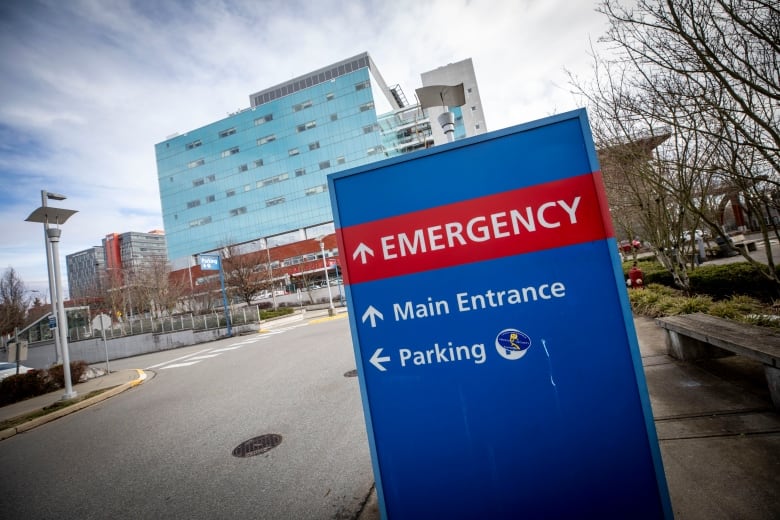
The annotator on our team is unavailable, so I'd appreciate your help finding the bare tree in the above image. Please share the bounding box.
[222,245,270,306]
[572,0,778,294]
[0,267,29,336]
[131,258,186,318]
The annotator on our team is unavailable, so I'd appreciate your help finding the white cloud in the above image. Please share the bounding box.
[0,0,611,294]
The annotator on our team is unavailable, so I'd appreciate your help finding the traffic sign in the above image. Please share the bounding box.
[329,109,671,519]
[199,254,221,271]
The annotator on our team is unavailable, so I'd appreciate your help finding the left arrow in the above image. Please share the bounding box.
[370,348,391,372]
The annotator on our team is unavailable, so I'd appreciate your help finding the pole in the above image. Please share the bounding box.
[47,227,76,399]
[218,257,233,337]
[102,326,110,373]
[14,327,19,375]
[320,241,335,316]
[41,191,63,364]
[266,244,277,310]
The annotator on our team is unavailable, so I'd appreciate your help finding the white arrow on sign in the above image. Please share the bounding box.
[352,242,374,264]
[370,348,391,372]
[361,305,384,328]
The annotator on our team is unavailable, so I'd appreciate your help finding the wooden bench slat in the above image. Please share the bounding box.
[656,313,780,367]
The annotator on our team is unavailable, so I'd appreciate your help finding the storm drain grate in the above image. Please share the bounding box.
[232,434,283,458]
[344,369,358,378]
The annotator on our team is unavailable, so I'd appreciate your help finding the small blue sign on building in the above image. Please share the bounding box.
[48,315,56,330]
[199,254,221,271]
[329,109,672,519]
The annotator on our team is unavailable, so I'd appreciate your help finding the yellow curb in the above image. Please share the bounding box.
[0,369,148,441]
[309,313,348,324]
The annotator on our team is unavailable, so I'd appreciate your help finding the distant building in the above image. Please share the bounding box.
[102,230,168,281]
[66,246,104,301]
[155,52,486,276]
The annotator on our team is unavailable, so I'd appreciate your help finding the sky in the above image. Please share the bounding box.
[0,0,614,298]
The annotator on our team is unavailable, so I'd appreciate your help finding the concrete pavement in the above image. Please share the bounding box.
[2,312,778,518]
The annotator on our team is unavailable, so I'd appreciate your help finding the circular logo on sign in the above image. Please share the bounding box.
[495,329,531,360]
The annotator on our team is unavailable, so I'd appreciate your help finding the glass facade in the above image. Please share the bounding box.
[156,65,383,262]
[155,53,480,267]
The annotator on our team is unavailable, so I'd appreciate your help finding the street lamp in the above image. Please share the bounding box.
[26,201,78,400]
[41,190,66,363]
[319,239,335,316]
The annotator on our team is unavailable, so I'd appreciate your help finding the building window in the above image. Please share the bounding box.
[187,200,201,209]
[254,159,264,167]
[254,114,273,125]
[305,184,328,196]
[189,216,212,228]
[293,100,313,112]
[319,160,331,170]
[308,141,320,151]
[257,134,276,145]
[336,156,346,165]
[363,124,375,134]
[330,113,338,121]
[193,178,205,187]
[471,106,477,111]
[257,172,289,188]
[230,207,248,217]
[367,146,385,156]
[288,148,300,156]
[297,120,317,133]
[359,102,374,112]
[467,87,472,93]
[186,139,202,150]
[226,189,236,197]
[206,174,216,182]
[295,168,306,177]
[221,147,239,158]
[238,164,248,172]
[188,158,205,168]
[219,127,236,138]
[205,195,216,203]
[355,80,370,91]
[326,92,335,101]
[266,197,285,207]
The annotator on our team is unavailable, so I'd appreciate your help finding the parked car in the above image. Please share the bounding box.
[0,362,32,381]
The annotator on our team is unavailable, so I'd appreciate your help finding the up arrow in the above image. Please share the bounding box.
[362,305,384,328]
[370,348,391,372]
[352,242,374,264]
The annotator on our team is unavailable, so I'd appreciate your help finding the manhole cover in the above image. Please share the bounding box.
[344,369,358,378]
[232,434,282,458]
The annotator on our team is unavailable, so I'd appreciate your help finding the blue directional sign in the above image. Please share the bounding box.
[329,110,672,519]
[199,254,221,271]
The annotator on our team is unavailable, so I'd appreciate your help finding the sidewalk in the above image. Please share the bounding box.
[0,368,147,441]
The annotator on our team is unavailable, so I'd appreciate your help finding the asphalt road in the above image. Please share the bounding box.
[0,315,374,519]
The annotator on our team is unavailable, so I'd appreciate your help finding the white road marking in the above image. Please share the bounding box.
[160,361,202,369]
[145,348,214,369]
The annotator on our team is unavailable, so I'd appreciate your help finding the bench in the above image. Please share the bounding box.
[730,233,758,252]
[656,313,780,409]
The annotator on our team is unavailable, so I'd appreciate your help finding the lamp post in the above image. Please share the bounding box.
[319,239,335,316]
[41,190,66,363]
[26,201,78,399]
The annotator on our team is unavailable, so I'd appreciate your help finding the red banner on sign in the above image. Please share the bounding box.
[337,172,613,284]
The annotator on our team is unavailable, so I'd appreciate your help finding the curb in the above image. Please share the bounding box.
[0,369,148,441]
